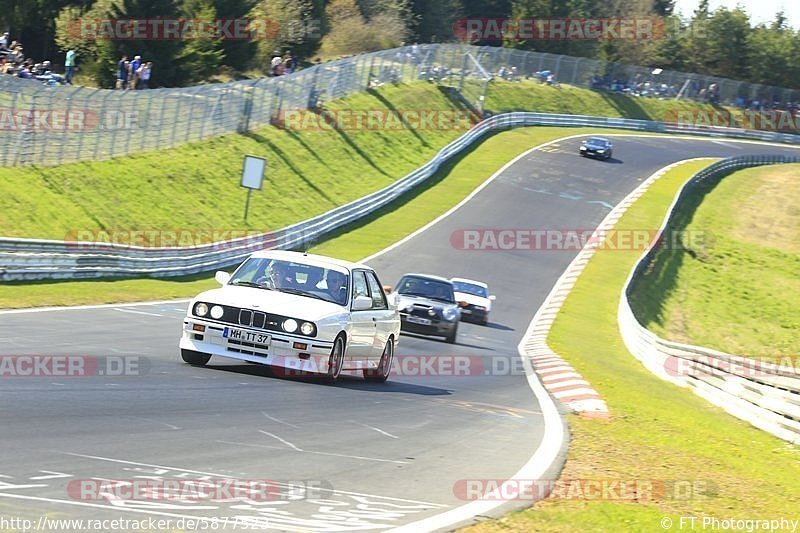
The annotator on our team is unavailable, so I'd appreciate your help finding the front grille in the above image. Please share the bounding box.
[239,309,267,329]
[195,303,305,335]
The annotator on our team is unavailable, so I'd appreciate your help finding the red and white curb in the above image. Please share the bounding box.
[520,158,715,417]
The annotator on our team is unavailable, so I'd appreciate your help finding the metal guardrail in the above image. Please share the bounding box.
[3,43,800,167]
[3,113,800,281]
[618,155,800,445]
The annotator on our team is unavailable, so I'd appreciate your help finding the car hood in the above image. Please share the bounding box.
[195,286,346,320]
[453,291,491,308]
[395,293,456,309]
[583,141,609,149]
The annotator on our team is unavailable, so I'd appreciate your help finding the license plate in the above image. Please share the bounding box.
[224,327,271,345]
[406,316,432,325]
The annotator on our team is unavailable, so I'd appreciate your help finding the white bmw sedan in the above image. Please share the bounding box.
[180,250,400,382]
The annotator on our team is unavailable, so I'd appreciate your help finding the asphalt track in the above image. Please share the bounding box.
[1,134,798,532]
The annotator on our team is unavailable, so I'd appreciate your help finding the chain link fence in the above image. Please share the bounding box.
[2,43,798,167]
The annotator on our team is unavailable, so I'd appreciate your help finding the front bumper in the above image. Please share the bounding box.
[399,314,457,337]
[459,306,488,323]
[180,317,334,373]
[580,147,608,158]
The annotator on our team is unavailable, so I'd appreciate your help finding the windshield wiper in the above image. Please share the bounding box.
[230,280,274,290]
[399,291,430,298]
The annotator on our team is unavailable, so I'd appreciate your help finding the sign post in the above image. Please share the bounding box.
[241,155,266,222]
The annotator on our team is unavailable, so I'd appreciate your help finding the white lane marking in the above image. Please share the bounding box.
[223,439,410,465]
[360,135,583,264]
[587,200,614,209]
[125,416,181,430]
[352,421,399,439]
[262,412,301,429]
[257,430,303,452]
[113,308,164,317]
[0,299,191,315]
[63,452,433,503]
[0,492,228,522]
[711,140,743,149]
[28,471,72,480]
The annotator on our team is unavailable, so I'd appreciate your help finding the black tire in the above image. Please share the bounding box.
[445,324,458,344]
[181,349,211,366]
[325,336,345,383]
[364,338,394,383]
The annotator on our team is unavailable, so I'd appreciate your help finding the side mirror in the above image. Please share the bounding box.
[489,295,496,301]
[352,294,372,311]
[215,271,231,285]
[383,285,393,294]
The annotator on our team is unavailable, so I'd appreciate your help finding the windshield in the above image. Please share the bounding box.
[586,137,609,146]
[397,276,455,303]
[230,258,350,306]
[452,281,488,298]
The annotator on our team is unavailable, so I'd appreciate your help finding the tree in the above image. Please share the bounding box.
[248,0,321,69]
[319,0,407,57]
[176,0,224,83]
[407,0,461,42]
[211,0,256,71]
[105,0,185,86]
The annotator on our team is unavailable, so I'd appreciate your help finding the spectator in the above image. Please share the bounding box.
[270,51,282,76]
[116,55,128,89]
[129,55,141,89]
[137,62,151,89]
[64,48,76,84]
[0,32,8,48]
[17,64,32,79]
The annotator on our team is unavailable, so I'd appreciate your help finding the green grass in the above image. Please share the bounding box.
[629,164,800,360]
[461,159,800,533]
[0,125,627,309]
[1,78,786,309]
[485,80,726,123]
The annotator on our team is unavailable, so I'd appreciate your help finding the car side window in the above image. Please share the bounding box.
[365,271,388,310]
[352,271,369,301]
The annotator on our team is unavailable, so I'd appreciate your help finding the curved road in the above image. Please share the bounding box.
[1,135,798,532]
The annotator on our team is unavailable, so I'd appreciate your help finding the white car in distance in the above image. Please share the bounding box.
[180,250,400,382]
[450,277,496,325]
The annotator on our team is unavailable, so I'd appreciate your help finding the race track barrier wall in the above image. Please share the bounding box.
[618,155,800,445]
[3,112,800,281]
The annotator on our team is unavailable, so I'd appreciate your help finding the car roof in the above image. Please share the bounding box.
[399,273,454,284]
[450,277,488,288]
[248,250,370,272]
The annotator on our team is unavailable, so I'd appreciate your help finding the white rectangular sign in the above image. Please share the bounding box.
[241,155,266,190]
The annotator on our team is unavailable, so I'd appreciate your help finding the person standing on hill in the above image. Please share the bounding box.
[64,48,76,84]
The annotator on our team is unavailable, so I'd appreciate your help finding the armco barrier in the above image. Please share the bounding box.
[618,155,800,445]
[3,113,800,281]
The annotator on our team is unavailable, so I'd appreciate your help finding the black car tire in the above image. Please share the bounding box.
[445,324,458,344]
[325,336,345,383]
[181,349,211,366]
[364,338,394,383]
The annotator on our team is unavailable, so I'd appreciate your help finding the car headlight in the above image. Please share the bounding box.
[282,319,298,333]
[427,309,436,317]
[300,321,315,336]
[194,302,209,317]
[597,149,605,153]
[210,305,224,319]
[443,307,458,321]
